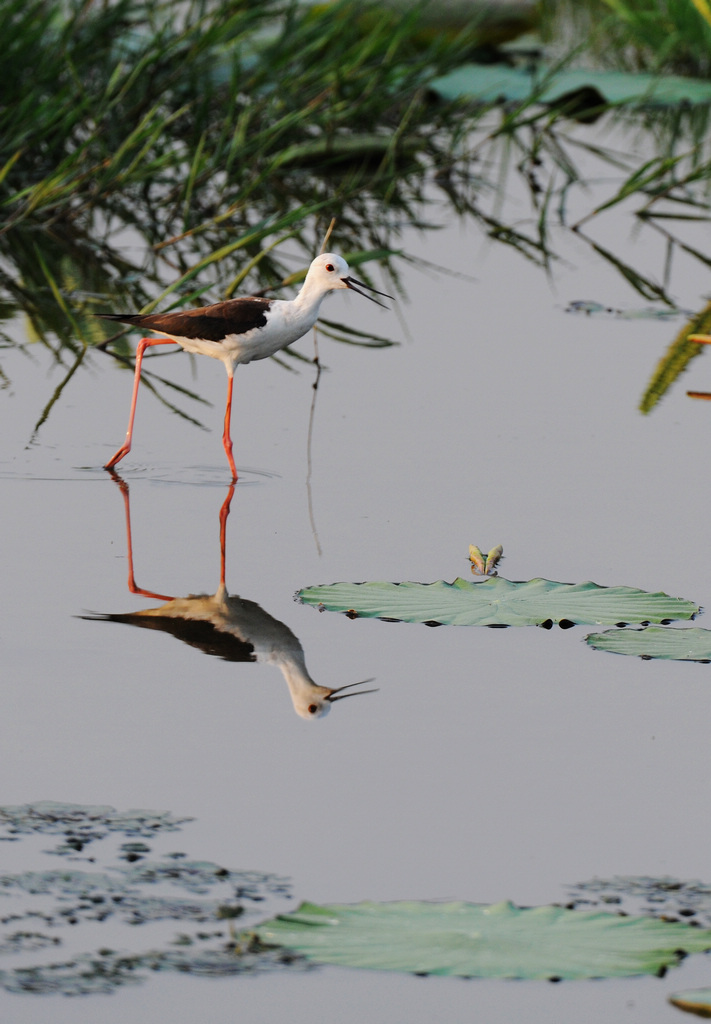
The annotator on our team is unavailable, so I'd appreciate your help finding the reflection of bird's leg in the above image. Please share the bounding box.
[222,375,238,481]
[108,470,174,601]
[104,337,176,470]
[218,484,236,589]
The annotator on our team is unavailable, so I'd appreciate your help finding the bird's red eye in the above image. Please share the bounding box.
[325,264,335,272]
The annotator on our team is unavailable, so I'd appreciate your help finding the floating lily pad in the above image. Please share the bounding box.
[669,988,711,1017]
[298,578,698,628]
[430,63,711,108]
[585,626,711,661]
[254,900,711,979]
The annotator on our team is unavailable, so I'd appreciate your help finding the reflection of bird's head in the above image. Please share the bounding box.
[294,679,378,720]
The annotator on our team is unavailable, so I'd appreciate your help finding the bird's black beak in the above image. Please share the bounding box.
[326,678,378,703]
[342,277,393,309]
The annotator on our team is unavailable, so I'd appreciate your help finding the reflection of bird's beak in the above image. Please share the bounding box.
[326,678,378,703]
[342,277,393,309]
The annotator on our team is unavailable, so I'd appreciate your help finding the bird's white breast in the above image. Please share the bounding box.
[173,298,321,373]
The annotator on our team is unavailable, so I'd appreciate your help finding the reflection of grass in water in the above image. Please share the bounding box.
[568,875,711,930]
[0,801,299,996]
[543,0,711,76]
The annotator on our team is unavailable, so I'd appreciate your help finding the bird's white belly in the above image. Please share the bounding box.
[171,301,318,373]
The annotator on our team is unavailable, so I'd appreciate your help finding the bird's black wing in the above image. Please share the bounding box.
[96,297,272,341]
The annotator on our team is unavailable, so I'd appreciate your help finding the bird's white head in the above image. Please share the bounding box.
[308,253,350,290]
[304,253,392,307]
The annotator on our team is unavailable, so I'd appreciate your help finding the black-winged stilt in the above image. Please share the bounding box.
[98,253,391,478]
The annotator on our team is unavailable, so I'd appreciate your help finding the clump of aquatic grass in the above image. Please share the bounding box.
[0,0,589,268]
[0,0,486,327]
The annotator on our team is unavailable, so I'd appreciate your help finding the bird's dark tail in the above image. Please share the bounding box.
[94,312,143,326]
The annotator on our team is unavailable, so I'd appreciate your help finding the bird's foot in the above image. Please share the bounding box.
[104,445,130,470]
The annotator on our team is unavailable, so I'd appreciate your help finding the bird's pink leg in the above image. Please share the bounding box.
[222,374,238,481]
[104,337,176,470]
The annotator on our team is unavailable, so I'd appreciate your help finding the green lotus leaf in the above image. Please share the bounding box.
[586,625,711,661]
[297,578,698,628]
[669,987,711,1016]
[430,64,711,107]
[254,900,711,979]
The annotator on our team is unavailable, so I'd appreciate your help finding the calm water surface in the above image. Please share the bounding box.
[2,155,711,1021]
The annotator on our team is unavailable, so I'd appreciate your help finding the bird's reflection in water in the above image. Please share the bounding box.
[86,476,376,719]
